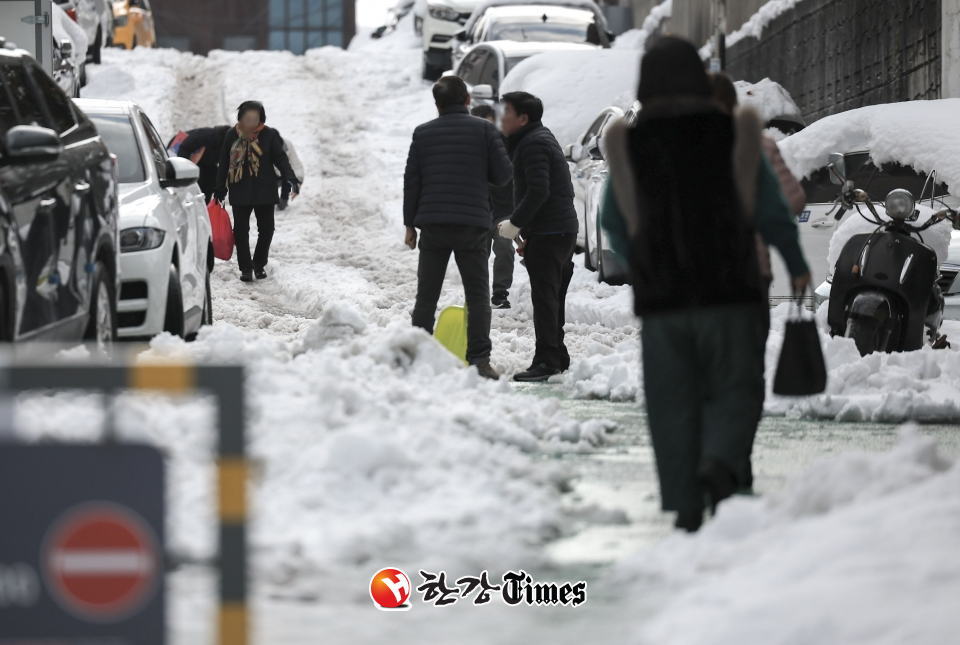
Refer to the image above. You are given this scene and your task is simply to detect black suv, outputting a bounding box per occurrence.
[0,43,119,348]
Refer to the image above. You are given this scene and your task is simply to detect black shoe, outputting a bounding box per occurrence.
[254,267,267,280]
[240,270,253,282]
[474,360,500,380]
[675,509,703,533]
[513,363,560,382]
[699,460,738,515]
[492,299,511,310]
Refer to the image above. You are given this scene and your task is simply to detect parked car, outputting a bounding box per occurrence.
[110,0,156,50]
[55,0,112,64]
[450,40,597,106]
[797,150,960,318]
[564,102,637,284]
[454,0,612,64]
[74,99,213,340]
[0,46,120,347]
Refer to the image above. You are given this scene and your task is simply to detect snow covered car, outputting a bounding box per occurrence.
[564,102,637,284]
[452,0,613,65]
[74,99,213,340]
[450,40,598,106]
[55,0,111,64]
[421,0,480,79]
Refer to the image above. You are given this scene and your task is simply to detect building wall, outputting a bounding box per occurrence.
[726,0,941,123]
[153,0,355,54]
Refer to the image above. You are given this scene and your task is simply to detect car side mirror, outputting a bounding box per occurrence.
[472,84,495,101]
[60,39,73,59]
[586,135,603,160]
[455,29,467,41]
[828,152,845,185]
[4,125,62,161]
[161,157,200,188]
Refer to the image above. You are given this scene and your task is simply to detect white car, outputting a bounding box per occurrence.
[795,150,960,317]
[74,99,214,340]
[450,40,598,106]
[422,0,481,79]
[55,0,111,64]
[564,102,637,284]
[453,0,612,65]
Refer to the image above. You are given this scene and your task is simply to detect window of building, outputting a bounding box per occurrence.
[270,0,344,54]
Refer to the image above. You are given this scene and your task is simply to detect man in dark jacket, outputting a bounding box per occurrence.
[177,125,230,202]
[471,104,515,309]
[404,76,513,379]
[214,101,299,282]
[497,92,579,382]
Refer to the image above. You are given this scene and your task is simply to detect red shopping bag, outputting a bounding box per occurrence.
[208,199,235,261]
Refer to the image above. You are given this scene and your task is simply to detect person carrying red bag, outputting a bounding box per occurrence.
[214,101,299,283]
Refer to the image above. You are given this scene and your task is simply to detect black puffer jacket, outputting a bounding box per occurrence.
[179,125,230,166]
[506,121,578,236]
[216,125,296,206]
[404,105,513,229]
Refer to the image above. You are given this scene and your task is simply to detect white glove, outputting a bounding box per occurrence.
[498,220,520,240]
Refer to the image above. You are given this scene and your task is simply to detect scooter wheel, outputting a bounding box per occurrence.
[845,315,880,356]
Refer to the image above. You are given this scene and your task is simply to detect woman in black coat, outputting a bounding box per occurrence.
[215,101,299,282]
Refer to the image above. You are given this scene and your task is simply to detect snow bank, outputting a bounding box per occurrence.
[604,427,960,644]
[612,0,671,52]
[778,99,960,189]
[499,49,640,146]
[735,78,800,122]
[564,305,960,422]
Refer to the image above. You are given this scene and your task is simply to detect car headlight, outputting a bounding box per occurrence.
[428,4,460,21]
[120,227,165,252]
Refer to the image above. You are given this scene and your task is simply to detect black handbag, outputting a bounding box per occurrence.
[772,290,827,396]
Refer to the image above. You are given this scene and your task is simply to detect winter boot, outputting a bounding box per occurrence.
[699,460,738,515]
[513,363,560,382]
[254,267,267,280]
[674,509,703,532]
[240,269,254,283]
[474,360,500,380]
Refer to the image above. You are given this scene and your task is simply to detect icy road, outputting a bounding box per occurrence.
[12,22,957,644]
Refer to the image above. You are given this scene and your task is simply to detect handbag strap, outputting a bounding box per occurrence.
[791,283,815,320]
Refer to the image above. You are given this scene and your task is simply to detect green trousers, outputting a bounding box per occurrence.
[641,303,768,513]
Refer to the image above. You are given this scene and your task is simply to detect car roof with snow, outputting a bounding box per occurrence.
[73,98,140,114]
[463,0,607,35]
[481,39,599,57]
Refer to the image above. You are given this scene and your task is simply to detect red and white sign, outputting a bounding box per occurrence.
[370,568,411,610]
[42,502,160,622]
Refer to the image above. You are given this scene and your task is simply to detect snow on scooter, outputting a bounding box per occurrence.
[824,154,960,356]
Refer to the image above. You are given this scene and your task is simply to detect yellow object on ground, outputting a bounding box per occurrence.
[110,0,157,49]
[434,305,468,364]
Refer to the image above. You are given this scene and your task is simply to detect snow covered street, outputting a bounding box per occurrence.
[16,17,953,643]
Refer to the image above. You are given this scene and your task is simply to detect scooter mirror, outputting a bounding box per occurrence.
[828,152,845,185]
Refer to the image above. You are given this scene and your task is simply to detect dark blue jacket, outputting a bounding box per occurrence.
[404,105,513,229]
[506,121,578,236]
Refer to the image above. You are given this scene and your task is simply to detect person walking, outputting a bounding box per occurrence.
[599,37,811,532]
[177,125,230,202]
[497,92,579,382]
[214,101,299,283]
[404,76,513,379]
[470,104,515,309]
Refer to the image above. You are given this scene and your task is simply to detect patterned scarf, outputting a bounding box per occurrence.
[228,123,264,184]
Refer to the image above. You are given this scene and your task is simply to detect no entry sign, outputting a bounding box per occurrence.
[43,503,161,622]
[0,444,164,644]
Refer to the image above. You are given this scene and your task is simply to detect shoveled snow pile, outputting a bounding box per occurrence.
[778,99,960,188]
[612,0,671,52]
[735,78,801,122]
[603,427,960,644]
[726,0,802,48]
[500,49,640,146]
[564,306,960,422]
[13,317,612,601]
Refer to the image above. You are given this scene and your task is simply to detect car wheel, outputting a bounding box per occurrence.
[83,261,116,353]
[90,28,102,65]
[132,35,138,49]
[163,263,185,337]
[595,211,609,283]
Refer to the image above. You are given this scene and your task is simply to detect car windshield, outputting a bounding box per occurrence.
[89,113,146,184]
[489,11,598,44]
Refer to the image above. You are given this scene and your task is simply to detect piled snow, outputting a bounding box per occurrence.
[564,305,960,422]
[727,0,801,48]
[777,99,960,188]
[734,78,800,122]
[499,49,640,146]
[604,427,960,644]
[611,0,671,52]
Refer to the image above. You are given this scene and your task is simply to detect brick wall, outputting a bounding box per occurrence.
[726,0,941,123]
